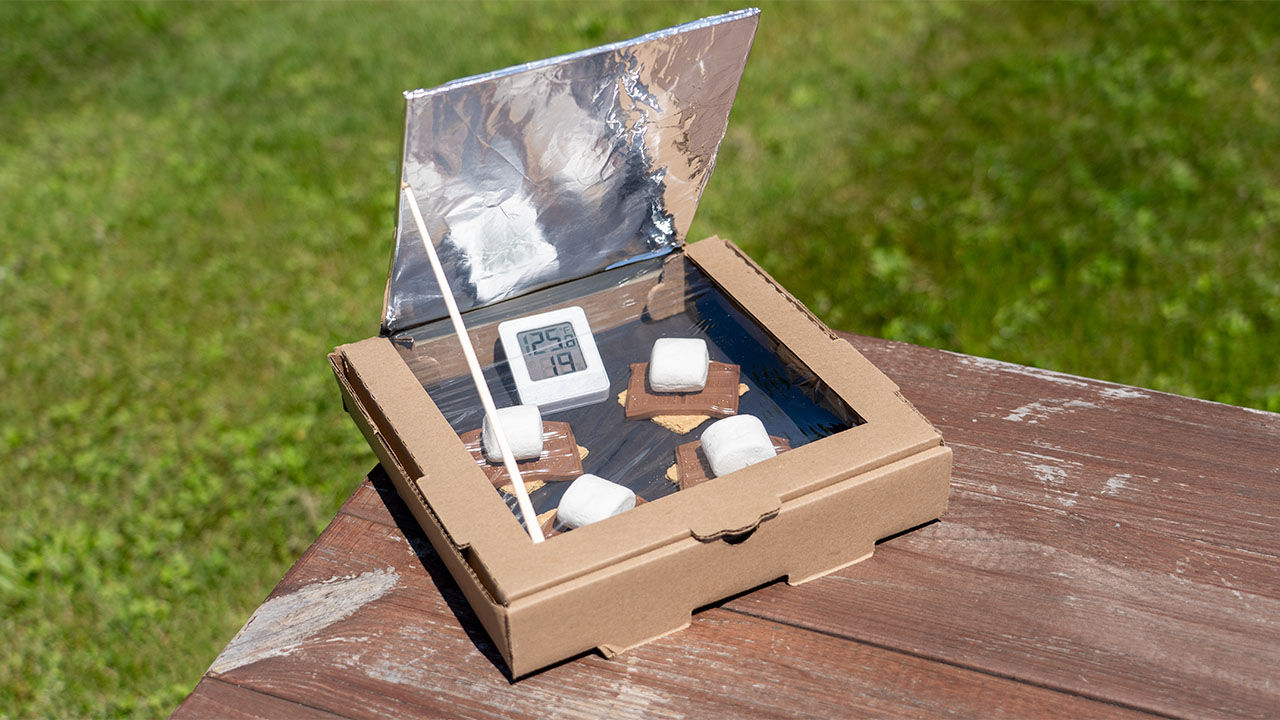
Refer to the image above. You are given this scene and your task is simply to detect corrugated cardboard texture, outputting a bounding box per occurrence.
[332,236,951,676]
[329,353,511,649]
[502,446,950,676]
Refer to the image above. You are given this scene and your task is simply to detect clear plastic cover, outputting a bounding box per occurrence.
[390,253,863,537]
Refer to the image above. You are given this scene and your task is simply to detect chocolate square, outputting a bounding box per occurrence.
[459,421,583,487]
[624,361,741,420]
[674,436,792,490]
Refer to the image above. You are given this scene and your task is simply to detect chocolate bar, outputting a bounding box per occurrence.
[674,436,791,490]
[624,361,740,420]
[459,421,583,487]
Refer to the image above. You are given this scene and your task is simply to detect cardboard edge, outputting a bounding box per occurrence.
[596,620,693,660]
[688,508,779,543]
[336,338,537,588]
[329,352,518,668]
[686,235,950,451]
[502,443,953,677]
[688,235,840,342]
[683,235,945,480]
[786,549,875,586]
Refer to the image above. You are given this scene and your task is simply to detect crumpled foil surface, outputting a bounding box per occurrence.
[382,9,759,334]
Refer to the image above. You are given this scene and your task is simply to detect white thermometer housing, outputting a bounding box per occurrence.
[497,306,610,414]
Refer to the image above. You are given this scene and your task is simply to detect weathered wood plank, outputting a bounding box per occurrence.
[341,463,1280,718]
[171,677,348,719]
[852,335,1280,556]
[714,335,1280,719]
[726,486,1280,719]
[207,512,1147,720]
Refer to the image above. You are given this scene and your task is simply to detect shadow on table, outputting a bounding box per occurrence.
[366,465,516,678]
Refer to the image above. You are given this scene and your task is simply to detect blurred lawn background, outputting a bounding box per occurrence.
[1,1,1277,715]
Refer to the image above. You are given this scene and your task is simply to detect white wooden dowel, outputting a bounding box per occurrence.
[400,182,545,543]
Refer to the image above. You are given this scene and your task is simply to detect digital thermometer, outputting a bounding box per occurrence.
[497,306,610,414]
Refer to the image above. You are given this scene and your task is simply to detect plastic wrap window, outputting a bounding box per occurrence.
[389,254,864,527]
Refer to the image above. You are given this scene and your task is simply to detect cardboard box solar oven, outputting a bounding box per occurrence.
[331,9,951,677]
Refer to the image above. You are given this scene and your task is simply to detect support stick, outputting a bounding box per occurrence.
[400,182,545,543]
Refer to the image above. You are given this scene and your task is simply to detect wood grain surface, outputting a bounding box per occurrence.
[173,334,1280,719]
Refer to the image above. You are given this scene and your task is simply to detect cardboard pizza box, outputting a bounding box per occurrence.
[331,9,951,677]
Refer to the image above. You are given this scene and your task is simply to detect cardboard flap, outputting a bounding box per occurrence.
[382,9,760,333]
[685,488,780,541]
[336,338,533,560]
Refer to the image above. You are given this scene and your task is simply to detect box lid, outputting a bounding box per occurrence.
[382,9,759,334]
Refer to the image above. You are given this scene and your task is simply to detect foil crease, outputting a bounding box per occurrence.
[382,9,759,334]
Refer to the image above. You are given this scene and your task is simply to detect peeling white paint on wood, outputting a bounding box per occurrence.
[1004,399,1099,423]
[945,354,1271,427]
[1099,387,1149,400]
[210,568,399,674]
[1028,464,1068,486]
[1104,474,1132,496]
[1004,401,1050,423]
[1015,451,1083,468]
[1012,451,1083,507]
[952,354,1090,388]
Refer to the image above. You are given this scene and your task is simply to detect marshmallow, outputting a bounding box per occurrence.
[648,338,709,392]
[556,474,636,528]
[700,414,776,477]
[482,405,543,463]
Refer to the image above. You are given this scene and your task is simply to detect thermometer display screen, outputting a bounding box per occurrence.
[516,322,587,380]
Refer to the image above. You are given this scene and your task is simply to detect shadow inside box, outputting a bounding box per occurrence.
[366,465,514,678]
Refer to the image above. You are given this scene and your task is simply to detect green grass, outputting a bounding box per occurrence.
[1,1,1277,715]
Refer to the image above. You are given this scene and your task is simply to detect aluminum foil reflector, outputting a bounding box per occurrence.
[382,9,760,334]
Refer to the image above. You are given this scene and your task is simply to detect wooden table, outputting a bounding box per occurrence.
[174,334,1280,719]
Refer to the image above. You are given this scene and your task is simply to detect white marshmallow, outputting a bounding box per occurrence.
[701,414,776,477]
[556,474,636,528]
[482,405,544,463]
[648,338,709,392]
